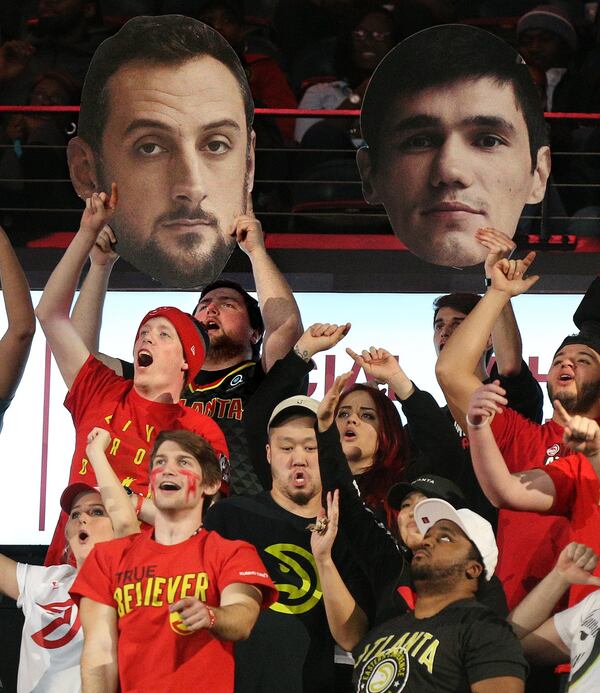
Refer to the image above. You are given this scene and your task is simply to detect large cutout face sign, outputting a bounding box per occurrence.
[357,25,552,268]
[68,15,255,288]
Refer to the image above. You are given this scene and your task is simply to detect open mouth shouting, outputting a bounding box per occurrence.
[292,468,307,488]
[203,320,220,333]
[343,427,358,441]
[78,530,89,544]
[158,480,182,493]
[557,371,575,386]
[137,349,154,368]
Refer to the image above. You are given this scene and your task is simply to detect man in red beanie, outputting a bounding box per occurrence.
[36,187,229,565]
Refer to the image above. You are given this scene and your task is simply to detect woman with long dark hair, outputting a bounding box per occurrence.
[335,382,408,526]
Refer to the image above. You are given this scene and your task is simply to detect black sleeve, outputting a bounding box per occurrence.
[243,349,314,490]
[331,537,375,621]
[317,424,409,594]
[573,274,600,329]
[491,359,543,424]
[203,500,230,536]
[463,611,528,685]
[120,359,134,381]
[475,575,508,619]
[402,384,499,532]
[400,384,466,484]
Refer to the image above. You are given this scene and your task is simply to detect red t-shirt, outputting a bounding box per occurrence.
[45,356,229,566]
[545,452,600,607]
[245,52,297,141]
[70,530,278,693]
[490,407,572,608]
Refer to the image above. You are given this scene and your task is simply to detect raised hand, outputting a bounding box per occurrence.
[80,184,118,239]
[475,227,516,278]
[233,193,265,256]
[467,381,508,427]
[489,251,539,298]
[85,427,112,458]
[89,225,119,267]
[555,542,600,587]
[310,490,340,562]
[346,346,401,385]
[318,371,353,432]
[295,323,351,361]
[0,41,34,82]
[554,399,600,456]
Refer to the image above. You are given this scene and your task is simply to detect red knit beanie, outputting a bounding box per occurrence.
[136,307,209,385]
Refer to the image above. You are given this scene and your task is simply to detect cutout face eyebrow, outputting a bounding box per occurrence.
[390,113,517,137]
[124,117,242,138]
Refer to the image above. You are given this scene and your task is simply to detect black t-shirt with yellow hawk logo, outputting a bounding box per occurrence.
[204,491,371,693]
[352,598,527,693]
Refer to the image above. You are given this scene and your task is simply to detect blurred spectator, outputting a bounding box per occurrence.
[290,5,398,221]
[557,5,600,220]
[0,3,25,42]
[405,0,459,22]
[518,4,600,221]
[273,0,355,68]
[294,5,397,147]
[517,3,579,111]
[0,70,81,242]
[198,0,297,142]
[0,0,110,106]
[101,0,156,15]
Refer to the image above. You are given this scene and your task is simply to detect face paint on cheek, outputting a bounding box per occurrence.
[149,466,162,495]
[179,468,202,502]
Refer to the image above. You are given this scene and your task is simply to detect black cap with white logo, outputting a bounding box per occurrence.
[387,474,465,510]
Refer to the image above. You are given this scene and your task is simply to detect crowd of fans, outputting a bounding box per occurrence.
[1,1,600,692]
[1,0,600,239]
[0,189,599,691]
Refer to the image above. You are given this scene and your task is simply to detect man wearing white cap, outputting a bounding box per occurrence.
[203,390,370,693]
[353,498,527,692]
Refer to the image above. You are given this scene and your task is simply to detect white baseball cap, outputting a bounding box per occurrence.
[267,395,320,432]
[414,498,498,580]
